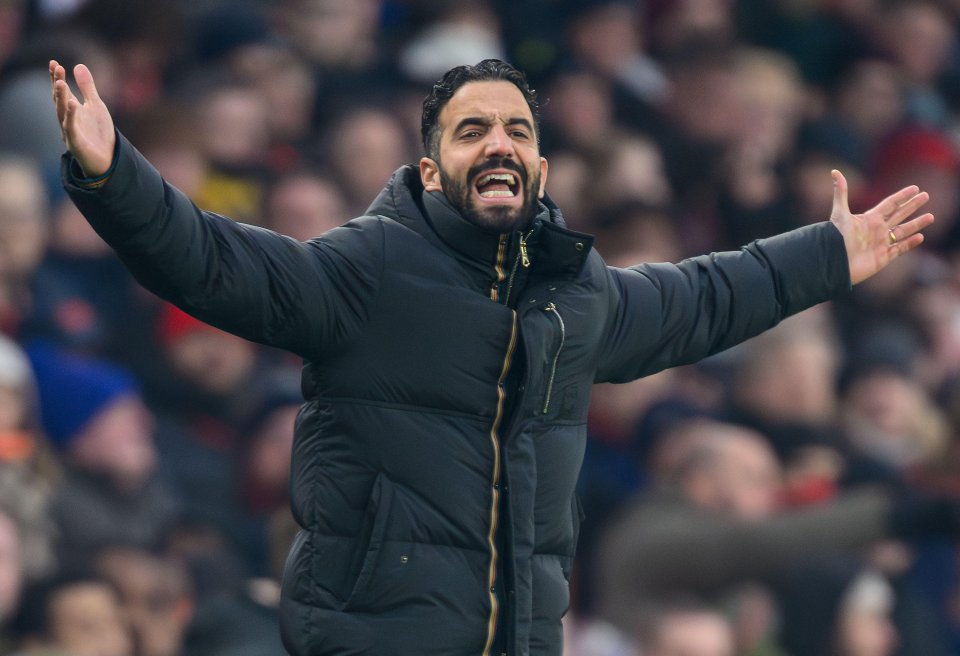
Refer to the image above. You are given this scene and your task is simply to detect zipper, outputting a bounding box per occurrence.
[490,234,509,302]
[504,229,533,306]
[542,302,565,415]
[482,311,519,656]
[519,230,532,268]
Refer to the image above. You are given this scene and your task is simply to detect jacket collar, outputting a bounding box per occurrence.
[421,190,533,265]
[366,165,594,280]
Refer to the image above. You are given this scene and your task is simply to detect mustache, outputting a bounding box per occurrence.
[468,158,527,186]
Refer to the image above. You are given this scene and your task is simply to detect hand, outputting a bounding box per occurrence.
[49,60,116,177]
[830,169,934,285]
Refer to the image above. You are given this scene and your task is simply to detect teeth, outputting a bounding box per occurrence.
[480,190,514,198]
[478,173,516,186]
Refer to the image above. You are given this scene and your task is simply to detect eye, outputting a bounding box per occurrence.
[460,130,482,140]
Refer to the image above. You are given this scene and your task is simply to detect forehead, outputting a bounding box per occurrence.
[438,80,533,130]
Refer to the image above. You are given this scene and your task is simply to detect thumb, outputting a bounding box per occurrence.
[73,63,101,104]
[831,169,849,220]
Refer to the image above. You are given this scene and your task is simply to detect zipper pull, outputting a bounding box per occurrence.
[541,302,565,415]
[519,232,531,268]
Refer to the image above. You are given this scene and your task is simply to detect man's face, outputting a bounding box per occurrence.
[648,611,735,656]
[50,582,132,656]
[420,80,548,232]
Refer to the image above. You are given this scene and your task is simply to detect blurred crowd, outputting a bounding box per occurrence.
[0,0,958,655]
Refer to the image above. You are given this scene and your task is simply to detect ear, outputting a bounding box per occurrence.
[537,156,549,199]
[420,157,442,192]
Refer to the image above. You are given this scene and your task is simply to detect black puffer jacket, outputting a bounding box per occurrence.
[64,136,850,656]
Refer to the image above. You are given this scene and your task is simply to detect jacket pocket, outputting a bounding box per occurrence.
[344,472,394,609]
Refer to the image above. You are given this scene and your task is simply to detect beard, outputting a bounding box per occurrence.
[439,157,541,232]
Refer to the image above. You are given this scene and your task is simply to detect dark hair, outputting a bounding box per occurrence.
[421,59,540,159]
[11,570,115,640]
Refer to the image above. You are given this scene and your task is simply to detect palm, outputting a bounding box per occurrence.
[829,170,934,285]
[49,61,116,177]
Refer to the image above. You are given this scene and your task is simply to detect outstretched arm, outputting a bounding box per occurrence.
[830,169,934,285]
[50,60,116,178]
[48,61,381,360]
[595,172,935,382]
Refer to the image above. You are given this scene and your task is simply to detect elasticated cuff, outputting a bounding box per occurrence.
[67,135,120,190]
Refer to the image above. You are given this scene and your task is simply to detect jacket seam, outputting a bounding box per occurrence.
[304,529,491,556]
[535,418,587,427]
[312,395,493,421]
[372,216,388,330]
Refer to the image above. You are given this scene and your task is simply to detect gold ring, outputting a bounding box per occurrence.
[888,229,898,246]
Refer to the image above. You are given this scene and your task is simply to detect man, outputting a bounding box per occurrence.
[591,419,897,640]
[640,599,736,656]
[49,58,933,656]
[11,571,133,656]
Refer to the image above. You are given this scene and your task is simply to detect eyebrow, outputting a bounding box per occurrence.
[452,116,535,134]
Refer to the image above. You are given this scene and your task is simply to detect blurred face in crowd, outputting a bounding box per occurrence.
[544,71,613,149]
[98,548,193,656]
[265,174,347,241]
[50,197,112,257]
[880,2,953,84]
[836,59,904,142]
[667,57,741,145]
[0,510,22,622]
[590,136,672,209]
[246,404,298,501]
[569,2,643,76]
[68,396,157,492]
[199,86,269,168]
[280,0,381,66]
[47,581,132,656]
[734,331,839,425]
[835,572,898,656]
[233,44,317,143]
[0,0,26,69]
[646,609,736,656]
[840,369,946,467]
[420,81,548,232]
[165,329,255,396]
[330,109,410,210]
[682,424,782,520]
[0,159,48,280]
[733,50,803,162]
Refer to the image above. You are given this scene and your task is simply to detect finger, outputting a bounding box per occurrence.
[49,60,64,83]
[831,169,849,217]
[73,64,101,104]
[890,212,935,243]
[53,79,76,126]
[53,79,68,126]
[62,96,86,148]
[50,61,65,105]
[63,96,79,130]
[886,191,929,227]
[890,232,924,258]
[871,184,920,219]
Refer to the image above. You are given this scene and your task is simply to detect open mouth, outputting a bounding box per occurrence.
[475,171,520,199]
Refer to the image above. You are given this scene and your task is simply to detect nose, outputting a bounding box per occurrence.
[483,124,514,158]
